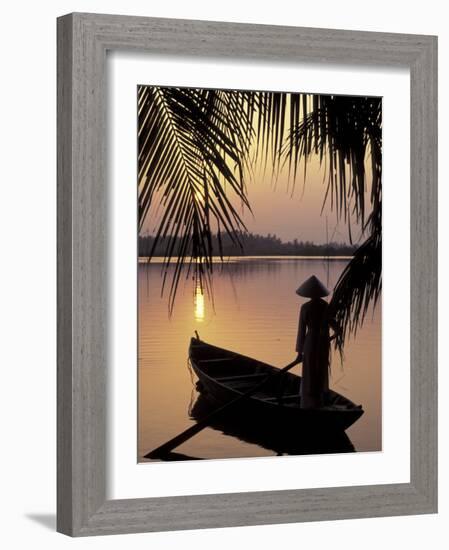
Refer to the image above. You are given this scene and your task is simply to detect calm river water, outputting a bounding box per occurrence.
[138,257,381,461]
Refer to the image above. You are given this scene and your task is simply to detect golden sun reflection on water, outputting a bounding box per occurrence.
[194,285,205,322]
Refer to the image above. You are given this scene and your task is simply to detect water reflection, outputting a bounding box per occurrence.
[140,256,348,283]
[189,391,355,456]
[194,284,205,322]
[138,257,381,461]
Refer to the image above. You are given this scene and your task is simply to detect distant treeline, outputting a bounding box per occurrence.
[138,232,357,257]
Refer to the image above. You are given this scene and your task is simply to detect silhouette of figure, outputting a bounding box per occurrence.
[295,275,337,409]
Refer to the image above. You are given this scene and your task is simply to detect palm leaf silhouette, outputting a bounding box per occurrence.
[283,95,382,352]
[138,86,382,346]
[138,86,255,310]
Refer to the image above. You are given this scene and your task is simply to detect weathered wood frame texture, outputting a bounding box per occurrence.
[57,12,438,536]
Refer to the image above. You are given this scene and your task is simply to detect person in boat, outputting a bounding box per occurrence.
[295,275,339,409]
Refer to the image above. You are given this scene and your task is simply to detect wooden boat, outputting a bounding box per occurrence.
[189,337,364,433]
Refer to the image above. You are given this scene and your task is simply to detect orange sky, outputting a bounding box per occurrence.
[140,152,371,244]
[233,155,364,244]
[139,91,373,245]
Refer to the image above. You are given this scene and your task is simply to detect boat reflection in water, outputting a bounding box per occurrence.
[144,338,362,461]
[189,390,355,457]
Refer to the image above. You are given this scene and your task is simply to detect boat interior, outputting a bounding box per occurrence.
[190,340,358,410]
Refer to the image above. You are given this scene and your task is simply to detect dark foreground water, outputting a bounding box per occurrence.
[138,257,381,461]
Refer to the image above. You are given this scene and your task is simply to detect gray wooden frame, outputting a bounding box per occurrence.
[57,12,438,537]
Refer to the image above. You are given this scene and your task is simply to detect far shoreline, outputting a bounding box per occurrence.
[138,255,354,263]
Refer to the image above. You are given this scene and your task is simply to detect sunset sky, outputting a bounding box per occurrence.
[139,88,374,245]
[140,151,370,244]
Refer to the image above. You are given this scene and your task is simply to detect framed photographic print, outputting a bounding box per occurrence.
[137,84,381,463]
[57,13,437,536]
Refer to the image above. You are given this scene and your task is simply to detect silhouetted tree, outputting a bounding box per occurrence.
[138,87,381,350]
[139,233,357,257]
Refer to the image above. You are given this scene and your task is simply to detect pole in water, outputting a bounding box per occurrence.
[144,358,300,459]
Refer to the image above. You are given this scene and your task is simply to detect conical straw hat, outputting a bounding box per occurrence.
[296,275,330,298]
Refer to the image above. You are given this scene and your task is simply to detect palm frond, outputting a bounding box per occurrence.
[281,95,382,345]
[284,95,382,230]
[138,86,383,345]
[329,229,382,355]
[138,86,254,311]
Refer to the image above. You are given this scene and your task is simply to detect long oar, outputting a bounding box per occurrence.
[144,358,301,459]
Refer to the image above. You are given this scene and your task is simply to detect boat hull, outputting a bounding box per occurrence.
[189,338,363,433]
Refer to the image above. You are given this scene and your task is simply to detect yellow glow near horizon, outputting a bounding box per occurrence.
[194,285,205,322]
[139,90,374,245]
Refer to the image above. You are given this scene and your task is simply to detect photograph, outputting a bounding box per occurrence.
[137,85,382,462]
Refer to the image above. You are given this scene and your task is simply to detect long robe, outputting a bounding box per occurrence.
[296,298,333,409]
